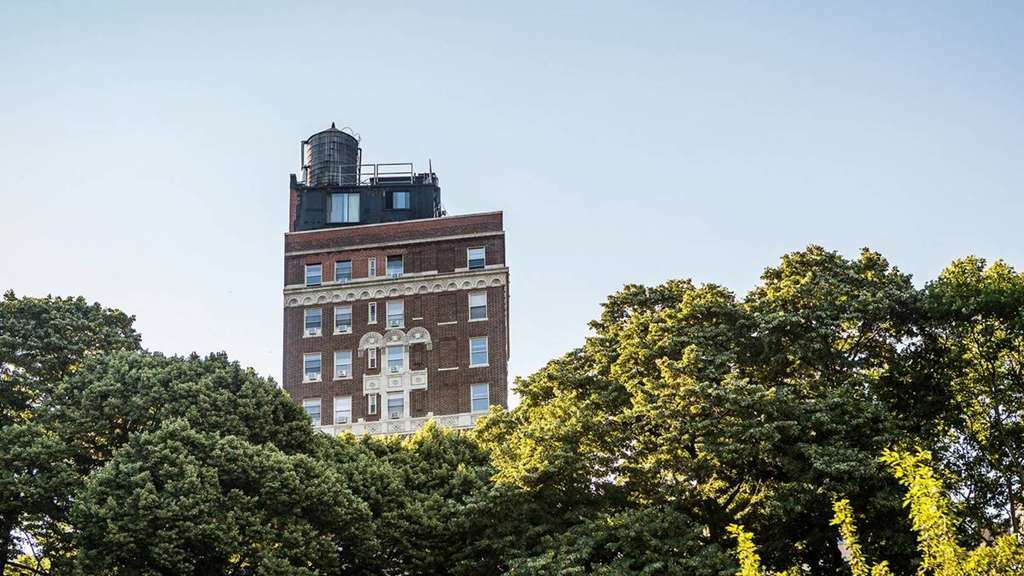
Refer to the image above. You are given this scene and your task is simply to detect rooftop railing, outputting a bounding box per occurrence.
[302,162,439,187]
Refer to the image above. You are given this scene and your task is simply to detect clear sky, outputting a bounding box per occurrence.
[2,1,1022,393]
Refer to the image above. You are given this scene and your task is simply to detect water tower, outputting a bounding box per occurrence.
[301,123,361,186]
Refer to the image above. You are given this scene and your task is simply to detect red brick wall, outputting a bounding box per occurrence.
[285,211,503,253]
[284,234,505,285]
[282,213,509,426]
[283,283,508,424]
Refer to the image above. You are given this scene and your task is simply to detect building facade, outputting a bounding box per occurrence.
[282,125,509,436]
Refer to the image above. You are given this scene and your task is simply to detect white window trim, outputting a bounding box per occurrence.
[467,246,486,269]
[386,300,405,329]
[367,394,378,415]
[333,350,353,380]
[303,353,322,382]
[469,337,489,368]
[386,254,404,278]
[368,302,378,324]
[333,395,352,424]
[386,344,406,374]
[335,260,353,283]
[329,192,360,224]
[305,263,323,286]
[334,305,353,334]
[368,347,378,369]
[468,291,488,322]
[386,392,406,420]
[470,383,490,413]
[302,398,322,425]
[368,257,377,278]
[303,308,323,337]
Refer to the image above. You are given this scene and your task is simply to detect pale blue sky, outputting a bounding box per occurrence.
[2,2,1022,391]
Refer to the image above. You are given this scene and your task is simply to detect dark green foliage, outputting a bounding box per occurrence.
[478,246,925,574]
[4,246,1024,575]
[920,257,1024,540]
[73,420,371,575]
[48,350,314,473]
[0,291,141,574]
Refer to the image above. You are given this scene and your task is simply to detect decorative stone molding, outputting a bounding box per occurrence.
[317,411,488,437]
[362,368,428,396]
[284,269,508,308]
[357,328,433,354]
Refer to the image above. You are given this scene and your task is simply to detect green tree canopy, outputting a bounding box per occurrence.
[478,246,923,574]
[0,291,140,574]
[922,257,1024,539]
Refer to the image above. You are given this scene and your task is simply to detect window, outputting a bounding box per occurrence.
[388,191,410,210]
[386,255,404,277]
[334,305,353,333]
[302,398,321,425]
[469,291,487,321]
[470,337,488,367]
[368,347,378,369]
[329,193,360,223]
[303,353,322,382]
[386,300,404,328]
[387,393,404,420]
[368,302,378,324]
[387,345,404,373]
[333,395,352,424]
[335,260,352,283]
[368,394,378,415]
[334,350,352,379]
[467,247,486,270]
[471,383,490,412]
[305,263,322,286]
[304,308,322,336]
[368,257,377,277]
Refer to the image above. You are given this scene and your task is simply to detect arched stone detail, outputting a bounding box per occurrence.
[406,327,433,349]
[359,332,384,352]
[383,329,406,344]
[284,270,508,306]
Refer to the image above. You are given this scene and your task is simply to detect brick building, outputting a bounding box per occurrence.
[282,125,509,435]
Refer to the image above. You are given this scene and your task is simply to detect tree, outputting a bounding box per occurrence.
[34,350,316,572]
[315,422,502,576]
[0,291,140,574]
[922,257,1024,538]
[732,450,1024,576]
[478,246,922,574]
[72,419,374,575]
[0,291,140,424]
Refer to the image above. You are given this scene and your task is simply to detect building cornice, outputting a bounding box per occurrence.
[285,211,504,236]
[284,231,504,257]
[284,267,508,307]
